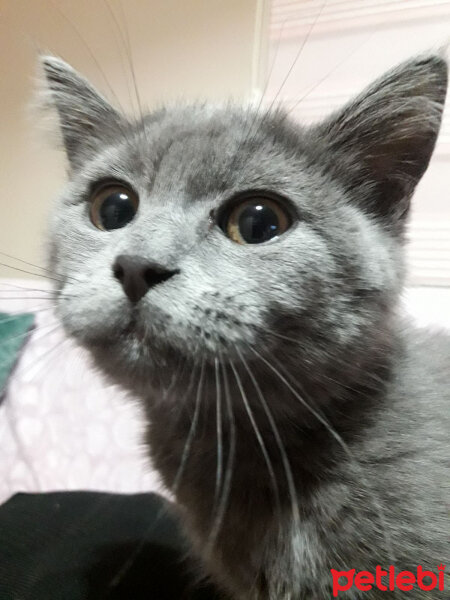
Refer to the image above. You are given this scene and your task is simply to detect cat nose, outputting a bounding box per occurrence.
[112,254,179,303]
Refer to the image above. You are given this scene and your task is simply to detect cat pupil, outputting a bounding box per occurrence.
[99,193,136,230]
[238,204,279,243]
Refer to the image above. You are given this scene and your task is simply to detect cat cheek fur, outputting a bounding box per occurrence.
[40,52,449,600]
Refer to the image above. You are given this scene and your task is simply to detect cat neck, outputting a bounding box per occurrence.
[146,324,399,504]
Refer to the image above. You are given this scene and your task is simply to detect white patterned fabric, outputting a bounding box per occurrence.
[0,279,163,504]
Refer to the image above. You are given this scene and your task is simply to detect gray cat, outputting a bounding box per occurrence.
[40,51,449,599]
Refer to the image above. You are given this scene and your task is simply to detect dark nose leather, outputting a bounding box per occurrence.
[112,254,179,303]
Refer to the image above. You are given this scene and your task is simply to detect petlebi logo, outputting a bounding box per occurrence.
[330,565,446,597]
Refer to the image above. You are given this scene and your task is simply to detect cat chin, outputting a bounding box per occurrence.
[59,302,258,371]
[63,310,256,386]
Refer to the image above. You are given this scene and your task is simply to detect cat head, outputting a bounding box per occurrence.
[40,53,447,399]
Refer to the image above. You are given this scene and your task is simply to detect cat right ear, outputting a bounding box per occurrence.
[311,53,447,229]
[39,55,126,170]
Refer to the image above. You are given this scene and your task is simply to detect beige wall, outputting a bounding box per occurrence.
[0,0,267,277]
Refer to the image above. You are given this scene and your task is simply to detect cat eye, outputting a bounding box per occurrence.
[219,195,291,244]
[90,184,139,231]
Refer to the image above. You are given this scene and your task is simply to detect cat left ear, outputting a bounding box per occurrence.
[313,54,448,227]
[39,55,126,170]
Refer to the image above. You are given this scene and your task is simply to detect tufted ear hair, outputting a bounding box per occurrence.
[313,53,448,229]
[39,55,127,170]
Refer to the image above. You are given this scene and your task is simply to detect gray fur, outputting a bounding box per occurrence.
[41,53,449,599]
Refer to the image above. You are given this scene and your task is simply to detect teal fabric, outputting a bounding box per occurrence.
[0,312,34,394]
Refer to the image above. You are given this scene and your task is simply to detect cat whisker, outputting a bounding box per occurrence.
[230,357,282,522]
[0,319,60,351]
[265,0,328,117]
[0,251,81,284]
[237,345,300,534]
[116,0,146,130]
[172,357,205,495]
[213,357,224,513]
[251,346,398,579]
[153,343,200,418]
[232,0,328,169]
[263,327,390,393]
[205,352,236,556]
[106,357,202,594]
[102,0,146,135]
[223,16,287,181]
[0,324,63,380]
[285,26,379,119]
[0,306,55,326]
[0,296,59,301]
[101,0,136,114]
[0,281,55,294]
[160,352,187,402]
[0,262,67,284]
[26,335,70,383]
[229,0,327,177]
[108,357,205,589]
[46,0,127,118]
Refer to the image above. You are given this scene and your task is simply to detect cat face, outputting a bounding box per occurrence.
[41,55,447,393]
